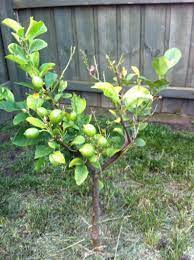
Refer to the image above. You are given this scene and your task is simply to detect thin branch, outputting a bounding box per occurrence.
[60,46,76,80]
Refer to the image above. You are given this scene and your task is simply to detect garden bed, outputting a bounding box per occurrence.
[0,119,193,259]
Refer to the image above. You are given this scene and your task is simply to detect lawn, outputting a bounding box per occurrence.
[0,120,193,259]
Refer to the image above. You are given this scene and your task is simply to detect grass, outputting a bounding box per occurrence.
[0,120,193,259]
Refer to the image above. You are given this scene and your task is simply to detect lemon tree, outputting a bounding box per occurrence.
[0,17,181,251]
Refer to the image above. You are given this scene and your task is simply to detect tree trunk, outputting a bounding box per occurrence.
[91,170,101,251]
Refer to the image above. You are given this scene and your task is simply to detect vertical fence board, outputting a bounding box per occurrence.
[186,6,194,88]
[75,7,95,81]
[0,30,8,83]
[120,6,141,70]
[143,5,166,79]
[53,7,76,80]
[168,4,193,86]
[97,6,117,80]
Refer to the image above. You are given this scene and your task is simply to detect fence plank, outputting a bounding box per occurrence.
[168,4,193,86]
[119,6,141,70]
[13,0,194,9]
[143,5,166,79]
[97,6,117,80]
[53,7,76,80]
[0,30,8,84]
[0,0,21,99]
[75,7,95,81]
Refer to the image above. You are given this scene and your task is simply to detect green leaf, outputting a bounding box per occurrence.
[39,63,55,77]
[123,85,153,110]
[126,73,136,81]
[164,48,182,69]
[71,94,86,114]
[0,101,26,112]
[69,158,83,168]
[0,86,14,102]
[48,141,59,149]
[131,66,140,76]
[152,56,169,77]
[15,82,34,90]
[35,145,53,159]
[2,18,23,33]
[8,43,26,59]
[98,180,104,190]
[30,52,39,68]
[25,17,47,40]
[30,39,48,52]
[74,165,88,185]
[49,151,65,166]
[34,157,45,172]
[92,82,121,105]
[6,54,27,65]
[45,72,58,88]
[72,135,85,145]
[12,127,39,147]
[13,112,28,125]
[26,117,46,129]
[27,94,44,111]
[135,138,146,147]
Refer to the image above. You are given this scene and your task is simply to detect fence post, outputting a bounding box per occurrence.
[0,0,21,99]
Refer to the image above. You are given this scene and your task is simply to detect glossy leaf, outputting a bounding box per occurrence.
[2,18,23,33]
[26,117,46,129]
[39,63,55,77]
[92,82,121,105]
[74,165,88,185]
[72,135,85,145]
[25,17,47,40]
[12,127,39,147]
[0,101,26,112]
[30,39,48,52]
[27,94,44,111]
[152,56,169,77]
[123,85,153,110]
[49,151,65,166]
[0,86,14,102]
[71,94,86,114]
[35,145,53,159]
[45,72,58,88]
[13,112,28,125]
[69,158,83,168]
[164,48,182,69]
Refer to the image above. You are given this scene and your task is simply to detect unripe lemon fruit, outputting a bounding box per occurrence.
[79,143,95,158]
[69,112,77,121]
[37,107,48,117]
[32,76,43,90]
[97,135,108,147]
[49,109,63,124]
[24,128,39,139]
[83,124,96,137]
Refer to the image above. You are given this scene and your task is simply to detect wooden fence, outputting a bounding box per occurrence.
[0,0,194,123]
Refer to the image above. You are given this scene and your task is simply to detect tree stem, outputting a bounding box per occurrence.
[91,170,101,251]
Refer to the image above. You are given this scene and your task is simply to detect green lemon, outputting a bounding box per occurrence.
[83,124,96,137]
[79,143,95,158]
[69,112,77,121]
[32,76,44,90]
[24,128,39,139]
[49,109,63,124]
[37,107,48,117]
[97,135,108,147]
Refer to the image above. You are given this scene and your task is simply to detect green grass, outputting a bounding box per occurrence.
[0,121,193,259]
